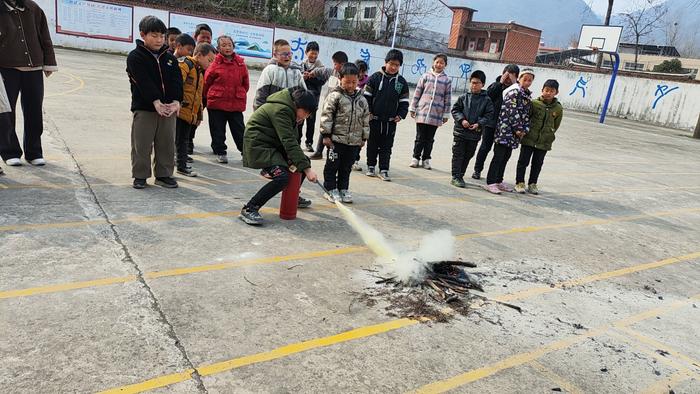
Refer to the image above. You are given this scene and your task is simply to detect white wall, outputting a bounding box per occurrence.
[34,0,700,130]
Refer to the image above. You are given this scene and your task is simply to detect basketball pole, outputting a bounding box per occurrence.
[599,51,620,124]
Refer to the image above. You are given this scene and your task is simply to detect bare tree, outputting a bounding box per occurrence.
[619,0,668,67]
[377,0,445,46]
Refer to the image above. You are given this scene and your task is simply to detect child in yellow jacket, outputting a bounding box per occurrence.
[176,43,216,177]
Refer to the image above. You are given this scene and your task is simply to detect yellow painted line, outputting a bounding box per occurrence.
[99,318,423,393]
[2,207,700,300]
[495,251,700,303]
[606,330,700,394]
[615,327,700,369]
[409,294,700,394]
[99,370,195,394]
[640,370,698,394]
[529,360,584,394]
[0,276,137,300]
[45,71,85,98]
[0,197,459,232]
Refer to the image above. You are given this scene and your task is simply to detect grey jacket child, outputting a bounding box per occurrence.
[320,86,370,146]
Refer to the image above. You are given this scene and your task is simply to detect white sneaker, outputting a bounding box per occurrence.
[324,189,340,203]
[5,158,22,166]
[352,161,362,171]
[340,190,353,203]
[378,171,391,181]
[29,158,46,166]
[409,158,419,168]
[217,155,228,164]
[422,159,431,170]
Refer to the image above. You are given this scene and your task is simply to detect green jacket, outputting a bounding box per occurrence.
[242,89,311,172]
[521,97,563,151]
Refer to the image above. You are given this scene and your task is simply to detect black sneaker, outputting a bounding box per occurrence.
[451,177,466,188]
[132,178,146,189]
[305,143,314,152]
[298,196,312,208]
[239,206,263,225]
[155,177,178,188]
[177,167,197,177]
[309,153,323,160]
[471,171,481,180]
[186,156,194,163]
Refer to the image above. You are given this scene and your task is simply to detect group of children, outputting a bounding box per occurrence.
[126,15,564,226]
[410,59,564,195]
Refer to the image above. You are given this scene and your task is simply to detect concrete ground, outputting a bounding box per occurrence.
[1,48,699,393]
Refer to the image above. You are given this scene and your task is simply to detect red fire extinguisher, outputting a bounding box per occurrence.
[279,167,302,220]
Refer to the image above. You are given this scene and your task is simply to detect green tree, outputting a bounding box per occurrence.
[652,58,684,73]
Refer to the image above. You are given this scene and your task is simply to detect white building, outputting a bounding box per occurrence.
[324,0,385,39]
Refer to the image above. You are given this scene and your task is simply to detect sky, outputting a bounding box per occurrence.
[587,0,667,16]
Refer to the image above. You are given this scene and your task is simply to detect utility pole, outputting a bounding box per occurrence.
[391,0,402,48]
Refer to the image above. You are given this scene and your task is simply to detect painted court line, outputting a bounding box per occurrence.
[100,286,700,393]
[2,207,700,300]
[409,294,700,394]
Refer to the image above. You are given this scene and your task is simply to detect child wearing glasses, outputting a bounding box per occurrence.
[253,39,307,110]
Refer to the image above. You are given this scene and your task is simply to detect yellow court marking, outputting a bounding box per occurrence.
[615,326,700,369]
[641,370,698,394]
[529,360,584,394]
[2,207,700,300]
[98,318,424,394]
[0,196,461,232]
[44,71,85,98]
[409,294,700,394]
[101,293,700,394]
[494,251,700,303]
[0,276,137,300]
[606,331,698,374]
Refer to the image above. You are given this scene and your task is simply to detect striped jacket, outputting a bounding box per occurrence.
[410,70,452,126]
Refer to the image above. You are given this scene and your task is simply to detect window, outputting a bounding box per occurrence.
[624,62,644,71]
[476,38,485,51]
[328,6,338,18]
[498,39,505,52]
[602,60,613,68]
[344,6,357,19]
[364,6,376,19]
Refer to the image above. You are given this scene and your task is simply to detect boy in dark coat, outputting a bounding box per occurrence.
[472,64,520,180]
[126,16,183,189]
[240,88,319,226]
[363,49,410,181]
[450,70,494,188]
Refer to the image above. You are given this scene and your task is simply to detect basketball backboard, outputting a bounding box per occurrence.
[578,25,623,53]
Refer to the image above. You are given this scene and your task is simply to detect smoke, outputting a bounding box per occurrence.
[332,200,456,285]
[390,229,456,284]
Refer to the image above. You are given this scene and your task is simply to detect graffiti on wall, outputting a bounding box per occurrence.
[411,58,427,75]
[360,48,371,69]
[652,84,679,109]
[290,37,308,62]
[569,76,591,98]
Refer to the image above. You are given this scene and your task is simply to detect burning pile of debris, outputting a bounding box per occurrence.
[359,259,522,322]
[377,260,483,303]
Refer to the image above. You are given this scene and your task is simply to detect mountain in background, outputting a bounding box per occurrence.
[425,0,602,48]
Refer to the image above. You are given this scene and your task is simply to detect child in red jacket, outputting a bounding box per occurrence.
[203,35,250,164]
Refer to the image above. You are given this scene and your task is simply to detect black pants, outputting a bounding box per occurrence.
[413,123,438,160]
[366,120,396,171]
[175,118,193,169]
[187,124,197,154]
[486,143,513,185]
[323,143,359,191]
[473,126,495,173]
[246,165,305,209]
[298,110,317,145]
[0,68,44,161]
[451,136,479,179]
[208,109,244,155]
[516,145,547,185]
